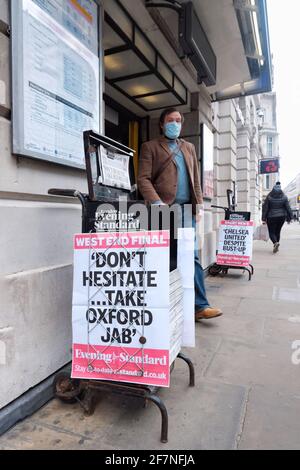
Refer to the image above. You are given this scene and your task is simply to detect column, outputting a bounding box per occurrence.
[214,99,237,227]
[236,97,251,212]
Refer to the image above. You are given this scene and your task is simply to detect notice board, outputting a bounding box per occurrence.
[11,0,101,169]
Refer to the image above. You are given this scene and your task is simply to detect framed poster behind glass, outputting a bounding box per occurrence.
[11,0,101,169]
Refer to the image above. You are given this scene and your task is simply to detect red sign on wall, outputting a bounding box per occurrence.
[259,159,279,174]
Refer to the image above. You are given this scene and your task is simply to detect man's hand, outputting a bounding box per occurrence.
[151,200,166,206]
[262,221,267,225]
[195,213,201,224]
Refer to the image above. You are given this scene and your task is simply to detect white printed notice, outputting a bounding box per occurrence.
[99,146,131,190]
[72,231,172,387]
[217,220,254,267]
[177,228,195,348]
[17,0,100,167]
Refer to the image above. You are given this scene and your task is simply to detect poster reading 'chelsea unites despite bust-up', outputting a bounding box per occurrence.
[217,220,254,267]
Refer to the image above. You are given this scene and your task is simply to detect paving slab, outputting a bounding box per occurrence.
[266,270,300,280]
[237,298,300,319]
[263,316,300,345]
[98,380,247,450]
[195,313,265,346]
[238,385,300,450]
[204,338,300,395]
[0,420,91,450]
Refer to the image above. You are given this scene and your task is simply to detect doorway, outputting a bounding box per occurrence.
[104,95,142,180]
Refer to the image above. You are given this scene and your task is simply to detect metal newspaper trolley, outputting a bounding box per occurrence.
[48,131,195,443]
[209,188,254,281]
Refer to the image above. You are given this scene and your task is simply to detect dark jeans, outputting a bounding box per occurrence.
[267,216,286,244]
[180,206,210,311]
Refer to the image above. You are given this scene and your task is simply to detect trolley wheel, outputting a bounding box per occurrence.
[220,268,229,276]
[53,372,81,403]
[208,264,223,276]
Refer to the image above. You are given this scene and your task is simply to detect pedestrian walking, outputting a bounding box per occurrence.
[138,107,222,321]
[262,181,293,253]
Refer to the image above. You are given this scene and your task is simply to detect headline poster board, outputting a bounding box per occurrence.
[11,0,100,169]
[217,220,254,267]
[71,231,172,387]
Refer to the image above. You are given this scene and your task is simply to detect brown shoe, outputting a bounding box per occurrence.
[195,307,223,321]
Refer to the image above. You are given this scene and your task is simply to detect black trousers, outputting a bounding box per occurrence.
[267,216,286,244]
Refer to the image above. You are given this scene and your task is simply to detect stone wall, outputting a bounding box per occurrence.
[0,0,87,409]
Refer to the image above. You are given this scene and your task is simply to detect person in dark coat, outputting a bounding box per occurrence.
[262,182,293,253]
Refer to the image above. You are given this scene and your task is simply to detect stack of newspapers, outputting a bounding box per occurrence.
[169,269,184,364]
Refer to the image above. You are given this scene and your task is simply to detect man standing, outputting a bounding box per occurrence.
[138,107,222,321]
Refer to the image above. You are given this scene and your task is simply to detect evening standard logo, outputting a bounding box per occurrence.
[291,340,300,365]
[75,348,168,366]
[95,209,140,231]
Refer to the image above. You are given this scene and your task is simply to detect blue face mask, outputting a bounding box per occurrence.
[163,121,182,140]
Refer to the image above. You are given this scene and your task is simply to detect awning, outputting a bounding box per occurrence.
[144,0,272,101]
[103,0,188,112]
[211,0,272,101]
[103,0,272,111]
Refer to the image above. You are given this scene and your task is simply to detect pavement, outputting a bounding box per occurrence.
[1,223,300,450]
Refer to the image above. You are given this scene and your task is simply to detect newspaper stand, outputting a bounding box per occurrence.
[49,131,195,443]
[209,189,254,281]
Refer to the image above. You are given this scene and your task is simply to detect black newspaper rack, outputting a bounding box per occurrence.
[48,130,195,443]
[209,189,254,281]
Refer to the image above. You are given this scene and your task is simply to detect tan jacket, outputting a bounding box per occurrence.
[138,136,203,213]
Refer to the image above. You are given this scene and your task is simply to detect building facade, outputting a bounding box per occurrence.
[284,174,300,218]
[259,92,280,200]
[0,0,272,418]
